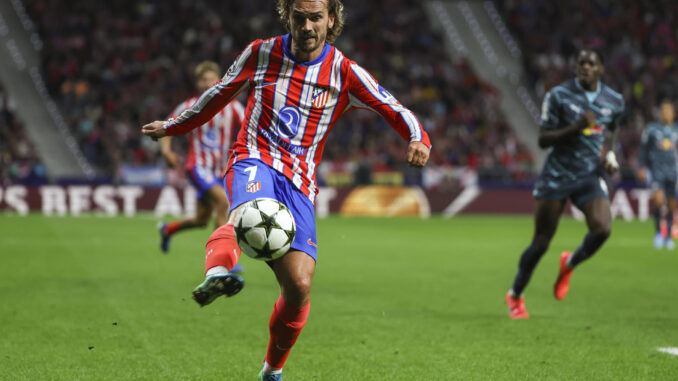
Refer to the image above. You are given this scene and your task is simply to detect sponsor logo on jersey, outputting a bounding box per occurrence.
[201,129,220,148]
[246,181,261,193]
[276,105,301,140]
[259,105,308,155]
[377,85,400,105]
[307,238,318,247]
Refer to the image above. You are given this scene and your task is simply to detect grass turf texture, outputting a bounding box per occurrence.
[1,214,677,380]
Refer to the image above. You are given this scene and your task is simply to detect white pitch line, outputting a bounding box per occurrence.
[657,347,678,356]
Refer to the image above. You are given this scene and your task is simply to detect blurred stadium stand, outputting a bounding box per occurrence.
[1,0,532,188]
[2,0,676,189]
[0,0,94,181]
[0,82,46,185]
[495,0,678,183]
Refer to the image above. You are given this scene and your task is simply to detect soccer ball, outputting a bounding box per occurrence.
[233,198,296,261]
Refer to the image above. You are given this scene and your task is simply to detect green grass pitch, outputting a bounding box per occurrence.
[1,214,677,380]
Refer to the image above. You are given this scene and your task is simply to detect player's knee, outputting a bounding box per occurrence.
[282,276,313,305]
[591,225,611,242]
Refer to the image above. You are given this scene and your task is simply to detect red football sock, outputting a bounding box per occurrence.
[165,221,181,236]
[204,223,240,274]
[265,294,310,369]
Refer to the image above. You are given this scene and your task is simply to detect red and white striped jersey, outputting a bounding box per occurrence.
[164,34,431,203]
[169,97,244,176]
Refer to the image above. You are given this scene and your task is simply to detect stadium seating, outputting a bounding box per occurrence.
[496,0,678,173]
[24,0,534,185]
[0,83,46,185]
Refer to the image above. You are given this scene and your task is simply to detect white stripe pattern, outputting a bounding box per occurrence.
[304,51,345,201]
[168,44,253,129]
[270,53,296,172]
[245,39,277,160]
[349,63,422,142]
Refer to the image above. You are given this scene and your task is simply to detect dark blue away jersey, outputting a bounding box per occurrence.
[538,79,625,181]
[640,121,678,181]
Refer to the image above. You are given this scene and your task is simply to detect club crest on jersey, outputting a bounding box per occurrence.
[582,125,603,136]
[246,181,261,193]
[312,86,329,108]
[661,138,674,151]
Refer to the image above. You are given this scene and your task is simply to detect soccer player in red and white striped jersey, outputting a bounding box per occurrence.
[157,61,245,254]
[142,1,430,379]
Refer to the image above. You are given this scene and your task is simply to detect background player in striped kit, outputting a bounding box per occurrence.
[157,61,245,254]
[141,1,430,379]
[638,99,678,249]
[505,49,625,319]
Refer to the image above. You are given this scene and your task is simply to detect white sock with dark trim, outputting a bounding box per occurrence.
[262,361,283,375]
[205,266,229,277]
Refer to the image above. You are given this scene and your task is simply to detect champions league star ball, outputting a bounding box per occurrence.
[234,198,296,261]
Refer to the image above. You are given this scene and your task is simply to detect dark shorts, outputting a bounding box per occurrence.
[650,178,677,198]
[533,174,609,209]
[187,165,221,200]
[224,158,318,261]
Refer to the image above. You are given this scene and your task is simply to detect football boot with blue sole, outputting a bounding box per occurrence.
[192,273,244,307]
[258,370,282,381]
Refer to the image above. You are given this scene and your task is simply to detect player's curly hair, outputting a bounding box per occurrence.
[276,0,345,44]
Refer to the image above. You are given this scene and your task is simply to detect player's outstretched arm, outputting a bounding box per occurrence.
[346,62,432,157]
[163,41,257,137]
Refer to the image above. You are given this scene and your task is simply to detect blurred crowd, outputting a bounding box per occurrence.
[497,0,678,174]
[23,0,534,186]
[0,83,46,185]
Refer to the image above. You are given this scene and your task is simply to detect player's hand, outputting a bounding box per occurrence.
[162,150,179,169]
[141,121,167,140]
[407,141,430,168]
[604,151,619,175]
[577,110,596,130]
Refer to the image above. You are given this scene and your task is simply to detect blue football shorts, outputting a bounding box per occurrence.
[224,158,318,261]
[187,165,222,200]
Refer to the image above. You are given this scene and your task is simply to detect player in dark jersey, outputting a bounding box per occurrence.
[638,99,678,249]
[505,49,625,319]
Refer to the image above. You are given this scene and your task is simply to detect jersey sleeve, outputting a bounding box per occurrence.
[346,62,431,148]
[169,100,190,119]
[164,41,259,136]
[539,89,560,129]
